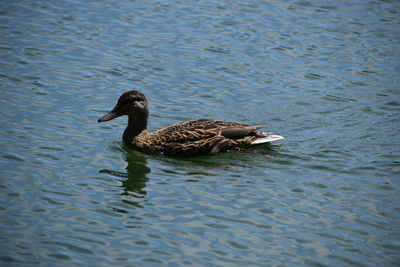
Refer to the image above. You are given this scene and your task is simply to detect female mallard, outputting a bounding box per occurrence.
[98,90,284,156]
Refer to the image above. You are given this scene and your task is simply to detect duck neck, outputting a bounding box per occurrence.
[123,110,148,144]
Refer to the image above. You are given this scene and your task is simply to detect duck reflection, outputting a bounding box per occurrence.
[100,142,280,208]
[100,148,150,207]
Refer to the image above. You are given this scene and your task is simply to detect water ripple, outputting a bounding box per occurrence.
[1,0,399,266]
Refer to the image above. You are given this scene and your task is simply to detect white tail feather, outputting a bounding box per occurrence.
[251,133,285,145]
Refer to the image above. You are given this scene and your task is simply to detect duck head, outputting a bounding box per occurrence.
[98,90,148,123]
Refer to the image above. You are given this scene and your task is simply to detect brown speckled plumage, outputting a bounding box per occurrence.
[98,90,284,156]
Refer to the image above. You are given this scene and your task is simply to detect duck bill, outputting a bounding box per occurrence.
[98,111,120,122]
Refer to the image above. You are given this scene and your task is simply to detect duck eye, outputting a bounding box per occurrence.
[119,97,133,105]
[131,97,143,102]
[118,95,144,106]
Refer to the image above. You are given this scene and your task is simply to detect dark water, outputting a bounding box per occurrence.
[1,0,399,266]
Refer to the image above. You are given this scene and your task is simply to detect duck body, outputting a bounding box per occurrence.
[99,90,284,156]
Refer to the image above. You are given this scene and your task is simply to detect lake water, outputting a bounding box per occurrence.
[1,0,399,266]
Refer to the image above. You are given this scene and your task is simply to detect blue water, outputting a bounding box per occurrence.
[1,0,399,266]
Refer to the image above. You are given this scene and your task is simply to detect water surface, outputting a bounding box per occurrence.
[1,0,399,266]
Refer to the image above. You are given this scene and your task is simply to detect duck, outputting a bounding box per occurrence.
[98,90,284,156]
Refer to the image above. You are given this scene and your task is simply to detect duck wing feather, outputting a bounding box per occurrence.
[152,119,264,142]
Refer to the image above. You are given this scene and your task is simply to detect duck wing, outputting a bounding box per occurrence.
[150,119,276,145]
[152,119,262,141]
